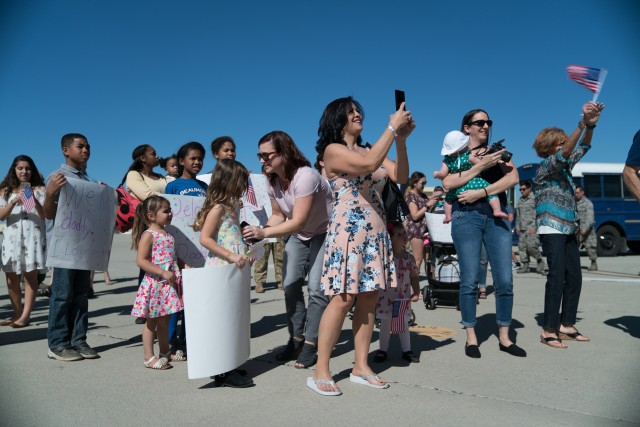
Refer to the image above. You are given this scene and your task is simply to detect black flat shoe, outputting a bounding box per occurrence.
[499,343,527,357]
[275,338,303,361]
[373,350,387,363]
[402,351,420,363]
[465,343,481,359]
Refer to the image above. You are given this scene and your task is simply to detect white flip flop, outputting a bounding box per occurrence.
[307,376,342,396]
[349,373,390,389]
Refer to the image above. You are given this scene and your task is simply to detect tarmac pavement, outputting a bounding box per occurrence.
[1,233,639,426]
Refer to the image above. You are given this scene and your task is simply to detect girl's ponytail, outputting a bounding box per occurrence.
[131,201,149,249]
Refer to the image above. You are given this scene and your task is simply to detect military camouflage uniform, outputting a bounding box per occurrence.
[516,193,545,273]
[576,196,597,262]
[252,237,284,291]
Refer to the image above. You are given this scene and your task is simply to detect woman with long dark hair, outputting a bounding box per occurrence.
[122,144,167,324]
[121,144,167,202]
[307,96,413,396]
[0,155,46,328]
[405,171,436,273]
[442,109,524,359]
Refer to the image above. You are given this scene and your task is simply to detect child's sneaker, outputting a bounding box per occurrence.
[48,348,83,361]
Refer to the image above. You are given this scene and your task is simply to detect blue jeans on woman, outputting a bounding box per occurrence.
[451,209,513,328]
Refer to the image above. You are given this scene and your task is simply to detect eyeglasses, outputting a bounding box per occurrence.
[519,187,529,191]
[418,180,427,185]
[257,151,279,162]
[469,120,493,128]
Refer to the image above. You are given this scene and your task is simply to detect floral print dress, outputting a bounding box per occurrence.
[321,166,396,295]
[405,191,428,240]
[0,189,46,274]
[131,230,184,318]
[204,206,247,267]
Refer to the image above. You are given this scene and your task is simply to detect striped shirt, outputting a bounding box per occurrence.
[532,142,590,235]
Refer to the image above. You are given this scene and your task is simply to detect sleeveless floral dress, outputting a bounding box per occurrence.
[321,166,396,295]
[131,230,183,318]
[204,206,247,267]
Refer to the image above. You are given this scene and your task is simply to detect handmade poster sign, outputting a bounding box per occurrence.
[182,263,251,379]
[46,178,116,271]
[239,174,271,226]
[163,194,207,268]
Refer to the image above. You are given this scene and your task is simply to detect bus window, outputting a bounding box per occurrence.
[583,175,602,198]
[603,175,622,198]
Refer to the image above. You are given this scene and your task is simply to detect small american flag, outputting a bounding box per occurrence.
[390,299,410,334]
[566,65,605,93]
[21,185,35,213]
[245,177,258,207]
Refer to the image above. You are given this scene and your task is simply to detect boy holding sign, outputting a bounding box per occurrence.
[43,133,101,362]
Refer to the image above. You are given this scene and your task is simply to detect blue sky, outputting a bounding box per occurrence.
[1,0,639,190]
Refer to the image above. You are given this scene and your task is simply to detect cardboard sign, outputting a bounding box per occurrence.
[46,178,116,270]
[162,194,208,268]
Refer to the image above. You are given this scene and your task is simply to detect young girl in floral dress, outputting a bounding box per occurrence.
[192,159,254,388]
[131,195,184,370]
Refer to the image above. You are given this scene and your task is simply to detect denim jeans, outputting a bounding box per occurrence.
[451,209,513,327]
[47,268,91,350]
[476,243,488,287]
[282,233,330,344]
[540,234,582,330]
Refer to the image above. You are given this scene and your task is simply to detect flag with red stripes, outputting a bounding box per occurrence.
[390,299,410,334]
[245,177,258,208]
[566,65,605,93]
[20,185,35,213]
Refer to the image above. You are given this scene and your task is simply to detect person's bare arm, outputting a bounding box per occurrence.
[457,161,519,205]
[442,150,503,190]
[623,164,640,201]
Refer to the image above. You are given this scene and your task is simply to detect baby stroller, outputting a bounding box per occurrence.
[422,213,462,310]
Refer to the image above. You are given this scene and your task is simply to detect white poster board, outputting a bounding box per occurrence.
[182,264,251,379]
[46,178,116,271]
[163,194,208,268]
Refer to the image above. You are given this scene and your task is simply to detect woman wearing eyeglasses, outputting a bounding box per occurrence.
[307,96,414,396]
[533,102,604,349]
[405,172,436,274]
[441,109,525,359]
[242,130,332,369]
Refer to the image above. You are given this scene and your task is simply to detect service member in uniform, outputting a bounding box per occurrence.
[516,180,547,274]
[575,185,598,271]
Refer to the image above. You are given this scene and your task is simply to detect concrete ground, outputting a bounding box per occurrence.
[1,233,639,426]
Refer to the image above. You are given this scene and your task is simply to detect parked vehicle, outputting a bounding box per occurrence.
[517,162,640,256]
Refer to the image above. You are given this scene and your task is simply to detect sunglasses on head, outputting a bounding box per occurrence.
[469,119,493,128]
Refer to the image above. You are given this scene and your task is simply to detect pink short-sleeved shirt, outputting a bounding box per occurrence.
[267,166,332,240]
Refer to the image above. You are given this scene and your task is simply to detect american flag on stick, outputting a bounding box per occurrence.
[244,177,258,208]
[21,185,35,213]
[390,299,410,334]
[566,65,608,102]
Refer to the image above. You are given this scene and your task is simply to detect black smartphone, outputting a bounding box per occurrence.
[240,221,258,244]
[395,90,405,111]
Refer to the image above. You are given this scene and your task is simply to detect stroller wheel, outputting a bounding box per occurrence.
[426,297,436,310]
